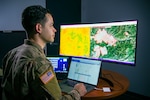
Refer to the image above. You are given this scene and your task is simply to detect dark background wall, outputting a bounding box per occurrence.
[81,0,150,97]
[0,0,45,31]
[0,31,26,66]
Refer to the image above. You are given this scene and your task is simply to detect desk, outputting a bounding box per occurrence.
[81,69,129,100]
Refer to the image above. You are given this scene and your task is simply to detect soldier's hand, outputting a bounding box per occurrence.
[73,83,87,96]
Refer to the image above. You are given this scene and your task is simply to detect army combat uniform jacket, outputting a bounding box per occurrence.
[1,39,80,100]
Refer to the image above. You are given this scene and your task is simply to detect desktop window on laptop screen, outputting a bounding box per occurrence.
[68,57,102,85]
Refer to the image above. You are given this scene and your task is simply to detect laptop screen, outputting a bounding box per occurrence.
[46,56,69,73]
[68,57,102,86]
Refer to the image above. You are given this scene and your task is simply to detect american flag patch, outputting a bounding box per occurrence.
[40,70,54,84]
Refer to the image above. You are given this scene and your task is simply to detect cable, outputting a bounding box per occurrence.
[94,87,103,91]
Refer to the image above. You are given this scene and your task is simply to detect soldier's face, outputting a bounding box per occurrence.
[40,13,57,43]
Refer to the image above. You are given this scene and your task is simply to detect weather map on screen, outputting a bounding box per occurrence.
[59,20,137,65]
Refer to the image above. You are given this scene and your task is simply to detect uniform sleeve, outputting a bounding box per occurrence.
[61,89,81,100]
[26,58,81,100]
[24,60,51,100]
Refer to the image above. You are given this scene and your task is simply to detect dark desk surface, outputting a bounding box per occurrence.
[81,69,129,100]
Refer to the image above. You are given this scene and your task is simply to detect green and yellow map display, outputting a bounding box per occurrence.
[59,21,137,64]
[60,27,91,57]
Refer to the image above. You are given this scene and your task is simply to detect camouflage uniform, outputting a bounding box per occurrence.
[1,39,80,100]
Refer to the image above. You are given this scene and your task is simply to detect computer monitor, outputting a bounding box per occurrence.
[59,20,138,65]
[46,56,69,73]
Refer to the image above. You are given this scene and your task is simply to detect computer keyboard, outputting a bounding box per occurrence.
[67,79,78,86]
[67,79,95,92]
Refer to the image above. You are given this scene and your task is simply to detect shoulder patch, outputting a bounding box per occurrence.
[40,70,54,84]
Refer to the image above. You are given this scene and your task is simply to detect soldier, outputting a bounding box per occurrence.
[1,5,87,100]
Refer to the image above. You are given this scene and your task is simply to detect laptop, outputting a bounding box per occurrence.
[46,56,69,80]
[59,57,102,93]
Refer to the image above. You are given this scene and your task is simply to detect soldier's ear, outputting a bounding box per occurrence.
[35,23,42,33]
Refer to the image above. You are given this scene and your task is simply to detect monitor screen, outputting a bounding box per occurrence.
[68,57,102,85]
[46,56,69,73]
[59,20,138,65]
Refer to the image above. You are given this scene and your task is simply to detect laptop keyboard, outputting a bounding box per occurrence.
[67,79,95,92]
[67,79,78,87]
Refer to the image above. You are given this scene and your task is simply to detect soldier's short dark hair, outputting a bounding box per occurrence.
[22,5,51,37]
